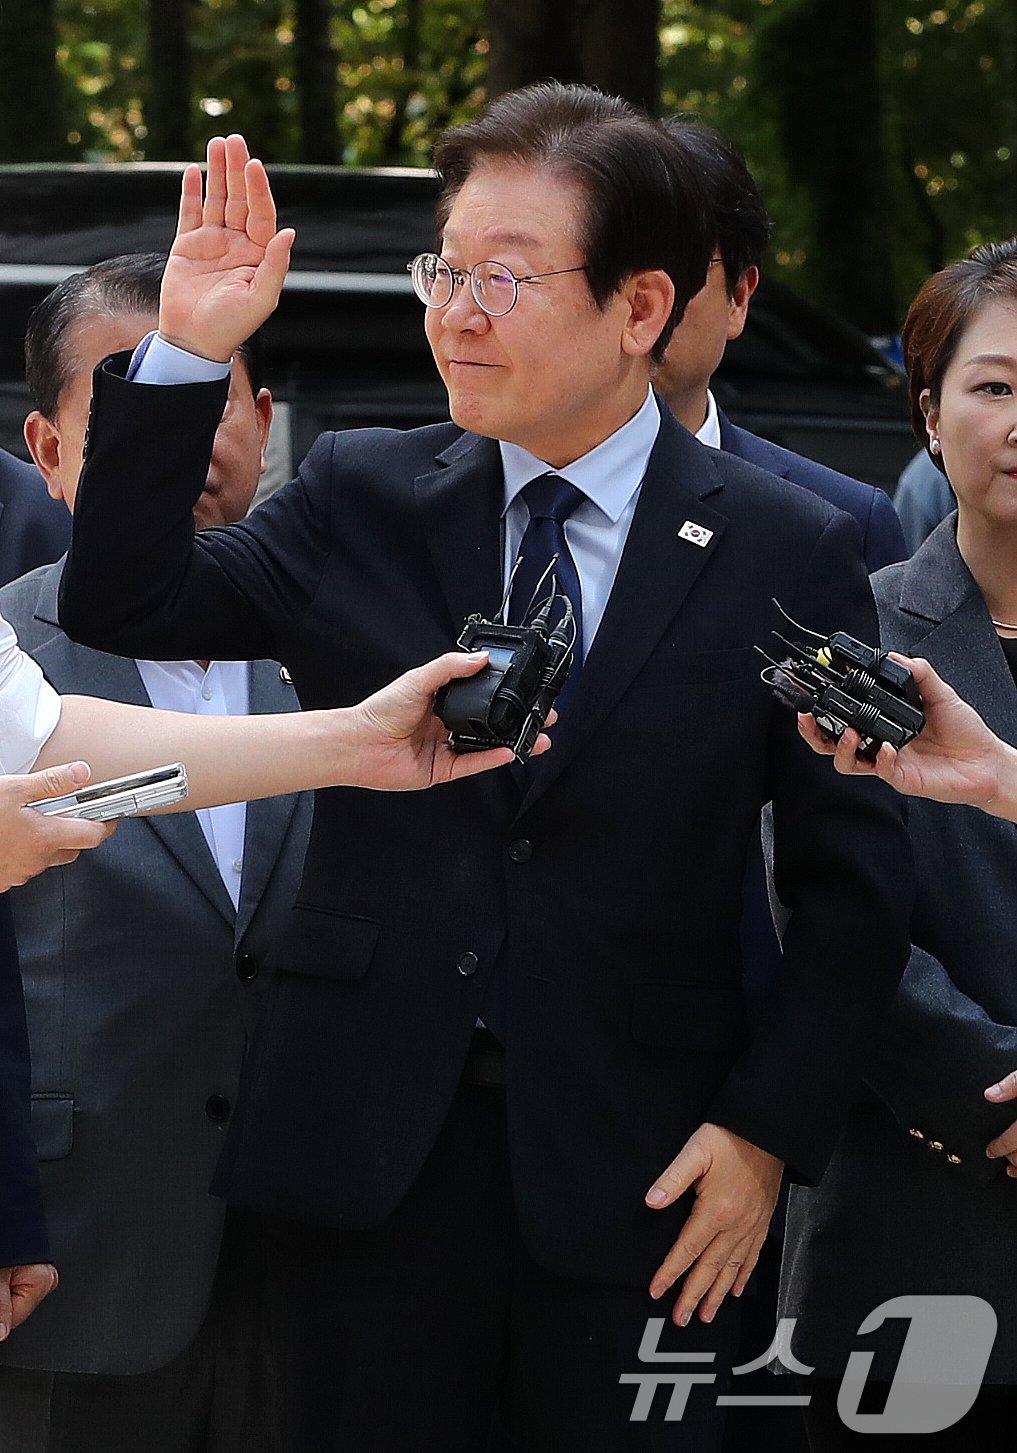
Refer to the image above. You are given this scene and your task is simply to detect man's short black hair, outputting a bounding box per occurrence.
[433,82,713,364]
[663,118,773,297]
[25,252,263,417]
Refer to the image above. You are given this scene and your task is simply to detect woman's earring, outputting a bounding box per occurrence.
[930,438,941,455]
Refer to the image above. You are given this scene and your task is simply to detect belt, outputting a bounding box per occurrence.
[463,1027,507,1088]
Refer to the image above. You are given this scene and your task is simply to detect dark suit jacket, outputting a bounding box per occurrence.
[717,412,907,1015]
[0,559,311,1374]
[781,518,1017,1383]
[0,457,70,1269]
[0,451,70,590]
[59,362,913,1288]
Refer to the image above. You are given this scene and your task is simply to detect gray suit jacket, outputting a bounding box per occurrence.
[780,516,1017,1383]
[0,560,312,1376]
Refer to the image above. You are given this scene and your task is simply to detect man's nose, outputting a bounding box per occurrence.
[440,278,490,332]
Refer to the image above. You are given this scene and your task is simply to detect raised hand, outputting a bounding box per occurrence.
[159,134,295,363]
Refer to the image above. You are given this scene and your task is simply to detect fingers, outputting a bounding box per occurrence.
[224,134,251,232]
[203,135,227,228]
[245,155,279,248]
[679,1229,763,1327]
[446,746,516,781]
[796,713,836,756]
[986,1120,1017,1160]
[0,1268,12,1341]
[253,228,296,309]
[645,1139,709,1212]
[177,163,204,235]
[8,1264,59,1332]
[985,1069,1017,1103]
[19,759,91,805]
[411,649,490,698]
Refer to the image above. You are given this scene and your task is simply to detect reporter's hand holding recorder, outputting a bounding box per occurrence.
[798,652,1017,820]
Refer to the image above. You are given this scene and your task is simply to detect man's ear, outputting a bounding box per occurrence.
[621,269,675,359]
[23,412,66,503]
[726,266,759,343]
[255,388,273,475]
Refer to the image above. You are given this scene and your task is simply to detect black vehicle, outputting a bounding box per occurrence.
[0,163,913,489]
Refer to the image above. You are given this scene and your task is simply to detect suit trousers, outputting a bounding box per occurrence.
[255,1078,741,1453]
[0,1213,276,1453]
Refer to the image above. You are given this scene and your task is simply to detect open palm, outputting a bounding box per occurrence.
[159,133,295,363]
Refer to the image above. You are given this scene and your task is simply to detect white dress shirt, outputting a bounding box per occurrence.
[0,608,62,775]
[136,658,250,910]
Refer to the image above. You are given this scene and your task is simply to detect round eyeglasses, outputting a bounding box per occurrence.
[407,253,588,318]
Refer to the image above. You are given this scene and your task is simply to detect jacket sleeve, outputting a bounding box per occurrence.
[58,356,332,666]
[707,510,914,1183]
[863,944,1017,1186]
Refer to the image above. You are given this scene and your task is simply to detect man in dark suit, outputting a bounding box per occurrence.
[58,88,913,1452]
[654,120,907,1450]
[0,452,69,589]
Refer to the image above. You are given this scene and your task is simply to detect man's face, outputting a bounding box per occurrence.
[654,261,758,428]
[424,162,664,467]
[26,311,272,527]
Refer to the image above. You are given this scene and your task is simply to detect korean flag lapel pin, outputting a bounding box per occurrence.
[678,520,714,548]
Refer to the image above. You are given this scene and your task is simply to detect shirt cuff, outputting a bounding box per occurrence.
[129,331,232,386]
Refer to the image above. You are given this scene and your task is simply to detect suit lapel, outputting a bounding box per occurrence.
[895,520,1017,745]
[234,661,302,944]
[414,432,506,633]
[33,564,235,926]
[516,408,729,815]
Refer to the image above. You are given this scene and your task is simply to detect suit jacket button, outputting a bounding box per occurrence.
[236,953,259,982]
[909,1128,925,1140]
[458,952,479,977]
[205,1094,231,1122]
[927,1140,943,1152]
[508,839,533,863]
[947,1154,962,1165]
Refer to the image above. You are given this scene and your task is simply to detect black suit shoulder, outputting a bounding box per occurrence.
[0,452,71,587]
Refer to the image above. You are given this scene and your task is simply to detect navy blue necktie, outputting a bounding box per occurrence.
[508,473,585,715]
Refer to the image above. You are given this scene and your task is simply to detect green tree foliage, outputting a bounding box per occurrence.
[6,0,1014,329]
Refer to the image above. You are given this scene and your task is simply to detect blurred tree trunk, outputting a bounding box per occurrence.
[0,0,68,160]
[758,0,895,332]
[147,0,193,159]
[383,0,422,162]
[487,0,659,114]
[294,0,341,164]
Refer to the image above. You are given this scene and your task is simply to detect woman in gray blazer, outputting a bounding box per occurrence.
[781,238,1017,1446]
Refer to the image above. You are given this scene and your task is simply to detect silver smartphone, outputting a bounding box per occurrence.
[31,763,189,821]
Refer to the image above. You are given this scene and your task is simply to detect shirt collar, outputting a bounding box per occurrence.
[498,387,660,525]
[695,389,721,451]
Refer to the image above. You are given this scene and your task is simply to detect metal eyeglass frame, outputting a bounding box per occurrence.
[407,253,588,318]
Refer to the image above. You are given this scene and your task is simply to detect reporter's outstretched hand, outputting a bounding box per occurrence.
[0,1263,58,1341]
[797,654,1017,815]
[159,133,295,363]
[340,651,552,792]
[0,762,115,890]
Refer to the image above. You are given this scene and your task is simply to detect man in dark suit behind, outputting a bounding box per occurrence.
[58,88,913,1452]
[654,120,907,1450]
[0,452,69,589]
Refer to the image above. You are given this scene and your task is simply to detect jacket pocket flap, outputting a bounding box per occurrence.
[31,1094,74,1160]
[630,982,748,1053]
[276,905,381,980]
